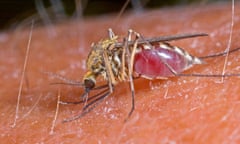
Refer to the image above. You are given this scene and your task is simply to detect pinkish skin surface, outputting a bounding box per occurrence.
[1,2,240,143]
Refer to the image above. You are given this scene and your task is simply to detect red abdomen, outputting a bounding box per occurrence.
[134,43,203,79]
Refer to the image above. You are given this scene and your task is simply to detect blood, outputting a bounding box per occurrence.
[134,43,201,79]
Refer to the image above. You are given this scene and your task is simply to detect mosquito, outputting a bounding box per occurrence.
[56,28,240,122]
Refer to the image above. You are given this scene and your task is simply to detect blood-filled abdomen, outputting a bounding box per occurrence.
[134,43,203,79]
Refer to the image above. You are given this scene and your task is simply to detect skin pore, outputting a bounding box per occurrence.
[1,2,240,143]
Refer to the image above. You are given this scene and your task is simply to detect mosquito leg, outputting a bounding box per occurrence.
[59,85,109,105]
[59,91,88,105]
[156,49,240,78]
[92,84,109,90]
[162,61,179,76]
[80,87,109,117]
[176,73,240,77]
[160,59,240,78]
[120,37,127,81]
[125,29,135,120]
[63,89,110,122]
[82,88,110,111]
[200,47,240,59]
[103,46,116,93]
[124,29,141,121]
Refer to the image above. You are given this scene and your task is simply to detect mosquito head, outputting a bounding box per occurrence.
[83,71,96,92]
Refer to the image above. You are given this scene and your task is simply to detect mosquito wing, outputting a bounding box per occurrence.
[115,33,208,47]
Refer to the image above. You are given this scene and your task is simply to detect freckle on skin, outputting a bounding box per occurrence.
[1,3,240,143]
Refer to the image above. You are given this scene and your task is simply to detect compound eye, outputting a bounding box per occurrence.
[84,79,95,90]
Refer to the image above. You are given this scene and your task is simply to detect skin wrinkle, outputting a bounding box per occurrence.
[1,2,240,143]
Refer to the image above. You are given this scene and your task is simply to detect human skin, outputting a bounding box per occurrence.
[1,2,240,143]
